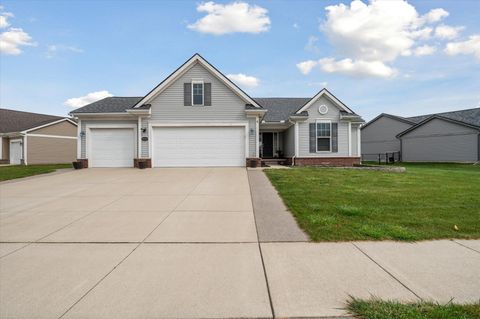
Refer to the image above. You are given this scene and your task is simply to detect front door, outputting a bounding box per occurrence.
[262,133,273,158]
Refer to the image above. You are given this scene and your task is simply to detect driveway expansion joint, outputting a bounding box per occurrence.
[453,239,480,254]
[351,243,422,301]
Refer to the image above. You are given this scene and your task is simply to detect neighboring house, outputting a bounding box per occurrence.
[361,113,417,161]
[70,54,364,168]
[361,108,480,163]
[0,109,77,165]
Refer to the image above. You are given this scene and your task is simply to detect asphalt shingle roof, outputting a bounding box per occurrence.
[406,108,480,128]
[0,108,64,133]
[71,97,143,114]
[254,98,311,122]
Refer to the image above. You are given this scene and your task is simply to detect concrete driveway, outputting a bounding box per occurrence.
[1,168,479,319]
[0,168,270,319]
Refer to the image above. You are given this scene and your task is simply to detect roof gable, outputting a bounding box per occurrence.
[361,113,416,130]
[133,53,261,109]
[295,88,353,114]
[0,108,66,133]
[397,114,480,138]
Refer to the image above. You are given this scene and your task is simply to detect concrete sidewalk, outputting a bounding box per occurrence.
[0,168,479,318]
[261,240,480,318]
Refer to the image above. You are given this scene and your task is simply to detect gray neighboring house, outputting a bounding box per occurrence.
[361,108,480,163]
[0,109,77,165]
[69,54,365,168]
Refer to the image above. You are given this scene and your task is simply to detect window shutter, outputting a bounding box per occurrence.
[309,123,316,153]
[184,83,192,106]
[332,123,338,152]
[204,83,211,106]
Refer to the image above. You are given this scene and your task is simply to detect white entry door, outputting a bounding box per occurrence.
[89,128,135,167]
[10,140,22,165]
[153,126,245,167]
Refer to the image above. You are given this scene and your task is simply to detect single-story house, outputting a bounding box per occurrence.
[70,54,364,168]
[0,108,77,165]
[361,108,480,162]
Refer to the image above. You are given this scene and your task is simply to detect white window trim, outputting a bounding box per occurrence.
[191,79,204,106]
[315,119,332,153]
[149,122,249,168]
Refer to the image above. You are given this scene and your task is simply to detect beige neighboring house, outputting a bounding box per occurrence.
[0,108,77,165]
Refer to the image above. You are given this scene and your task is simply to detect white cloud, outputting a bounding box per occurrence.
[0,7,35,55]
[296,60,318,75]
[46,44,84,58]
[293,23,299,29]
[421,8,449,23]
[188,1,270,35]
[434,24,464,40]
[298,0,453,78]
[318,58,398,78]
[414,45,437,56]
[305,35,320,53]
[0,7,13,29]
[227,73,259,87]
[65,91,113,108]
[0,27,35,55]
[444,35,480,61]
[297,58,397,78]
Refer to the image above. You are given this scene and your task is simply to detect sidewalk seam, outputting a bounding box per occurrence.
[452,240,480,254]
[247,168,276,319]
[351,243,423,301]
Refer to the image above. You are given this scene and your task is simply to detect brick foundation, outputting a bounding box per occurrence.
[246,157,261,168]
[134,158,152,168]
[76,159,88,168]
[293,157,360,167]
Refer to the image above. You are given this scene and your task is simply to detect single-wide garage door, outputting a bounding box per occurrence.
[153,126,245,167]
[90,128,135,167]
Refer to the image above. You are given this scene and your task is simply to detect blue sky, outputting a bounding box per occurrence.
[1,0,479,120]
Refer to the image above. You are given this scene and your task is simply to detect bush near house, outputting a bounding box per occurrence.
[265,163,480,241]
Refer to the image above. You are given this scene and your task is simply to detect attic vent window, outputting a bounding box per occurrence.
[319,104,328,115]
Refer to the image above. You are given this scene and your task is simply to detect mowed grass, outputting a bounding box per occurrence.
[347,298,480,319]
[0,164,72,182]
[265,163,480,241]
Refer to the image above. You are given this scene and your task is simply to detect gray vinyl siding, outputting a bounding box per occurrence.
[284,125,295,157]
[400,118,479,162]
[351,124,359,157]
[248,117,256,157]
[147,61,256,158]
[149,62,248,122]
[298,96,350,157]
[361,116,413,160]
[141,118,149,158]
[79,120,137,159]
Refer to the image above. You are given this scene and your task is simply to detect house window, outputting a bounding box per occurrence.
[316,121,331,152]
[192,81,204,106]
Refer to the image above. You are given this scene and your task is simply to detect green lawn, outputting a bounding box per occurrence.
[0,164,72,182]
[347,298,480,319]
[265,163,480,241]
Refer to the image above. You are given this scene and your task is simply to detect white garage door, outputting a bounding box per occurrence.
[153,126,245,167]
[90,128,135,167]
[10,140,22,165]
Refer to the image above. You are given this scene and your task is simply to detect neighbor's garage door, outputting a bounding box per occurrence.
[153,127,245,167]
[89,128,135,167]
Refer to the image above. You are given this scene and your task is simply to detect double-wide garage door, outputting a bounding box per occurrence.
[153,127,245,167]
